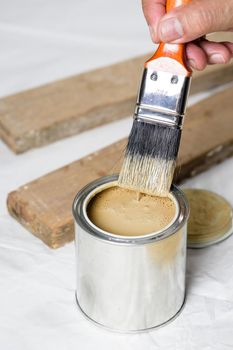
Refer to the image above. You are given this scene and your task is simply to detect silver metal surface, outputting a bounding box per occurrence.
[75,293,186,333]
[73,174,189,332]
[134,68,191,128]
[135,106,184,128]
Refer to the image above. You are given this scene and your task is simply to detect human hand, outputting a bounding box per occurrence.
[142,0,233,70]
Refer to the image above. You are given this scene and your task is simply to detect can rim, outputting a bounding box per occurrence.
[72,174,189,245]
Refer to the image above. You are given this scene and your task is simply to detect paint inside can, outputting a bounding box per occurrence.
[86,184,178,237]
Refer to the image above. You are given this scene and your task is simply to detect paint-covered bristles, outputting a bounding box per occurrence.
[118,120,181,197]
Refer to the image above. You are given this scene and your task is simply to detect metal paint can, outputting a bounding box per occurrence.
[73,174,189,332]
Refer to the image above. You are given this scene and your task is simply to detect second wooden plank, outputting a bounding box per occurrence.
[1,49,233,153]
[7,86,233,248]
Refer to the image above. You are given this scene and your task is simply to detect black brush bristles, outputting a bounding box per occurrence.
[118,119,181,196]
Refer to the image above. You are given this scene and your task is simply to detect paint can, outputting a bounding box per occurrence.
[72,174,189,332]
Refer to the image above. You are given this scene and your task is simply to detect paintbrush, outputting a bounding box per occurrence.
[118,0,192,197]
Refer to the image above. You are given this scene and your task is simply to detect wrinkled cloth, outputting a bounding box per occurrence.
[0,1,233,349]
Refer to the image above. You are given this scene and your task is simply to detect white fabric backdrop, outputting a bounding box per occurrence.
[0,1,233,349]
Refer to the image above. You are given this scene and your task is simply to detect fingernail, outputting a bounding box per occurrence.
[159,17,183,42]
[209,53,225,64]
[149,25,155,41]
[188,59,197,69]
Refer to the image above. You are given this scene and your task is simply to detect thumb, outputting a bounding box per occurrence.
[158,0,233,43]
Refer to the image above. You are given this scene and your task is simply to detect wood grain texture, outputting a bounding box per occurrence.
[0,50,232,153]
[0,54,147,153]
[7,86,233,248]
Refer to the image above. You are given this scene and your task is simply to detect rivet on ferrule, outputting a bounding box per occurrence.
[171,75,178,84]
[150,72,158,81]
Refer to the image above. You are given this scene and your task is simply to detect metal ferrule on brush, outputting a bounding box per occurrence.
[134,67,191,129]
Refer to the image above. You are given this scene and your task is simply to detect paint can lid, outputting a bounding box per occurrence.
[183,189,233,248]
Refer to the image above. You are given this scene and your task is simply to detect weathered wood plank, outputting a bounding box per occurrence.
[7,86,233,248]
[1,32,232,153]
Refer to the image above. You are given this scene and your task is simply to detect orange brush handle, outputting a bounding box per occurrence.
[146,0,192,76]
[166,0,190,12]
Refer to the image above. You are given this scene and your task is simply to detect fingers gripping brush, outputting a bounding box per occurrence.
[118,0,192,197]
